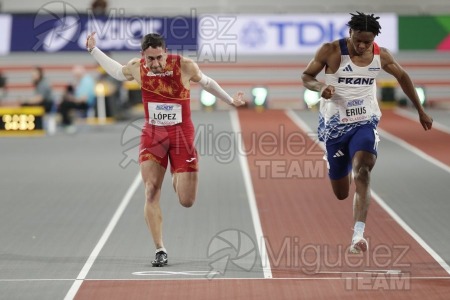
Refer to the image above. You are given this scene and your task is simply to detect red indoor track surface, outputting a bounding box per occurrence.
[237,110,448,275]
[76,278,450,299]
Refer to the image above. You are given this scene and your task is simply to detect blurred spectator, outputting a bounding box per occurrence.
[90,0,108,15]
[73,64,96,111]
[58,84,80,127]
[21,66,54,113]
[58,65,96,129]
[0,71,6,101]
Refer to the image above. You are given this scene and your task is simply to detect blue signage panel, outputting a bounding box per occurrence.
[10,13,197,52]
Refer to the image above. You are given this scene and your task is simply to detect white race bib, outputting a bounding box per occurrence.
[148,102,182,126]
[338,98,371,124]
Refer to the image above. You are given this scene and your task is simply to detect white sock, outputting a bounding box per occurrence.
[156,247,167,254]
[353,221,365,237]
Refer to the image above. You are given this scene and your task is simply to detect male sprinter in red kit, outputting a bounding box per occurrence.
[86,32,245,266]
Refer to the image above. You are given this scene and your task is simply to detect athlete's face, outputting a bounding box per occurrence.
[142,47,167,74]
[349,30,375,55]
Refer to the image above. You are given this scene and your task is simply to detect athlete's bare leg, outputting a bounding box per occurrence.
[141,160,166,249]
[329,150,376,252]
[172,172,198,207]
[330,174,352,200]
[328,150,376,221]
[351,150,376,223]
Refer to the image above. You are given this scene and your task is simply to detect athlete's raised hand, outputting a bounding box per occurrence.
[231,92,246,107]
[86,32,97,51]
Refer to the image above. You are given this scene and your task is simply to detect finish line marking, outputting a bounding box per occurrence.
[132,270,220,276]
[2,276,450,282]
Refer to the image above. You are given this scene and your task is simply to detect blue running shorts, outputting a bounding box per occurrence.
[324,124,380,180]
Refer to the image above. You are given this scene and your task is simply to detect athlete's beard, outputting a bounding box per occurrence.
[151,63,164,74]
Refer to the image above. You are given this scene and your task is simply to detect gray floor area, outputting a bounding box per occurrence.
[0,111,263,299]
[0,124,138,298]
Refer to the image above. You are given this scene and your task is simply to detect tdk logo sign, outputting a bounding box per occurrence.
[267,21,347,46]
[198,14,398,55]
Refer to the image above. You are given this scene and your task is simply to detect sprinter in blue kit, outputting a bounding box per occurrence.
[302,12,433,253]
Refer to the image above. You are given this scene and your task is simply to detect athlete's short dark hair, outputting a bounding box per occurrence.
[141,33,166,51]
[347,12,381,36]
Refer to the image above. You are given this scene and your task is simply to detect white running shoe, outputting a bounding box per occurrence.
[350,236,368,254]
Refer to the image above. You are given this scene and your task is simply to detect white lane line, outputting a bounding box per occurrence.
[378,128,450,175]
[371,190,450,275]
[229,110,272,279]
[285,109,450,276]
[64,172,142,300]
[394,108,450,135]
